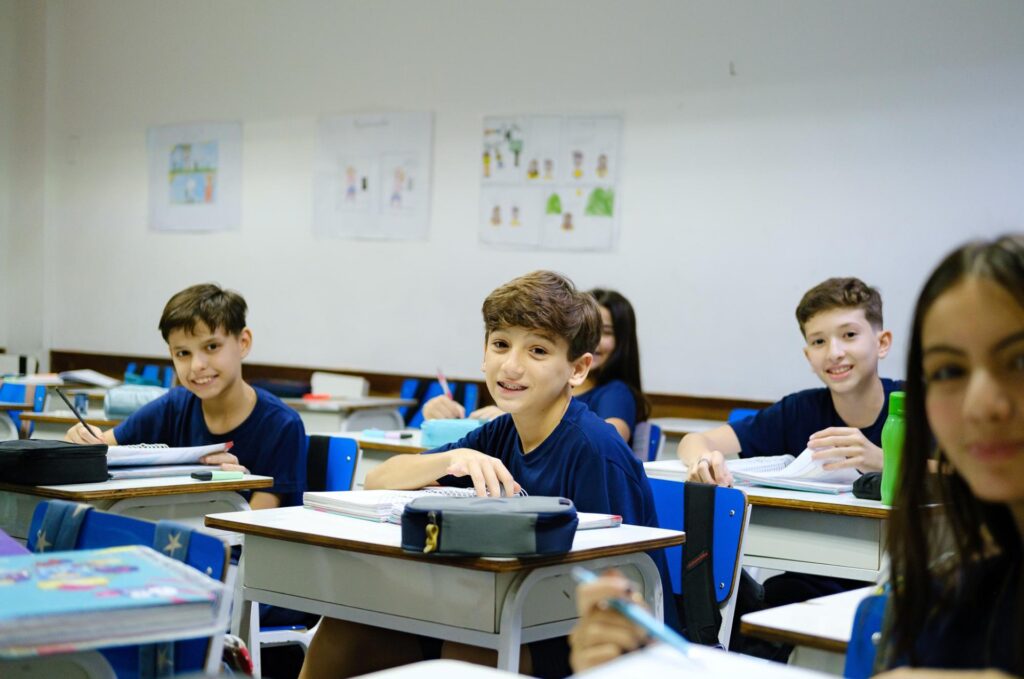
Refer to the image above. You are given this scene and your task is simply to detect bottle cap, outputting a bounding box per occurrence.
[888,391,905,415]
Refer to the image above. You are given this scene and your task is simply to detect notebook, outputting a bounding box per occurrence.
[106,442,232,467]
[728,448,861,494]
[107,464,212,480]
[0,544,223,657]
[57,369,120,388]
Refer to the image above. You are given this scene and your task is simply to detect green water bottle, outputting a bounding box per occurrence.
[880,391,905,505]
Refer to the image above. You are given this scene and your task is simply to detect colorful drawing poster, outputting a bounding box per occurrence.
[479,115,621,251]
[147,122,242,232]
[313,112,433,240]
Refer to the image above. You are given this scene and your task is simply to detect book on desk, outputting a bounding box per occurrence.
[0,544,224,657]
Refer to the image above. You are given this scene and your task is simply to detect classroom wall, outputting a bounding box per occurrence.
[0,0,15,350]
[10,1,1024,399]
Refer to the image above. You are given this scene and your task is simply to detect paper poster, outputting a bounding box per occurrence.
[313,112,433,240]
[479,115,621,251]
[147,122,242,232]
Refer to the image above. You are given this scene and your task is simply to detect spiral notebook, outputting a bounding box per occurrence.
[106,442,232,467]
[728,448,861,494]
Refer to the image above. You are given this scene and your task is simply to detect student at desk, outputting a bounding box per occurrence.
[570,236,1024,678]
[422,288,650,443]
[678,277,904,649]
[301,272,669,679]
[65,283,306,510]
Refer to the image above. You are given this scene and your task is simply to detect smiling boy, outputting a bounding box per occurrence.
[300,271,667,679]
[65,284,306,509]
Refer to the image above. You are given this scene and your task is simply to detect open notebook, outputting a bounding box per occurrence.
[304,489,622,529]
[106,442,232,467]
[728,448,861,494]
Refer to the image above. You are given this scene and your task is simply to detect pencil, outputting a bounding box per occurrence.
[436,368,453,400]
[54,387,101,440]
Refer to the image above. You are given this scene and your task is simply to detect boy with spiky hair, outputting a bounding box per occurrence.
[66,283,306,509]
[300,271,667,679]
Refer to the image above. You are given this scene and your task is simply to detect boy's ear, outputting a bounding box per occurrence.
[239,327,253,359]
[876,329,892,359]
[568,352,594,388]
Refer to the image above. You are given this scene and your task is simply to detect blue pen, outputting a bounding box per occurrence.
[571,566,695,659]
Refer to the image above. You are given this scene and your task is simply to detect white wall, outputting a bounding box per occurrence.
[0,0,16,350]
[14,0,1024,399]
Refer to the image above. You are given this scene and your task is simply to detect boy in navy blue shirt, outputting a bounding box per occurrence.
[300,271,665,679]
[65,283,306,509]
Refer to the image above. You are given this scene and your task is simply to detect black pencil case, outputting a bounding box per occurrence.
[0,439,108,485]
[401,496,579,557]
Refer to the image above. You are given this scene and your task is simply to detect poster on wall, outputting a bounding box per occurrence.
[313,112,433,240]
[479,115,621,251]
[147,122,242,232]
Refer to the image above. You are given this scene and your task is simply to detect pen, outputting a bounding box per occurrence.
[436,368,453,400]
[54,387,100,440]
[570,566,695,659]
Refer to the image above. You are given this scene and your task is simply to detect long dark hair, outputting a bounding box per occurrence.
[589,289,651,423]
[885,235,1024,669]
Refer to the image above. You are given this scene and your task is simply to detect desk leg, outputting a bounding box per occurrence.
[239,593,261,679]
[494,553,661,673]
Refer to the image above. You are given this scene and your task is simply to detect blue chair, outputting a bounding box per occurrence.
[727,408,760,425]
[399,378,480,428]
[124,363,175,388]
[631,421,663,461]
[253,436,359,663]
[26,500,230,678]
[0,381,46,437]
[843,589,888,678]
[648,478,750,648]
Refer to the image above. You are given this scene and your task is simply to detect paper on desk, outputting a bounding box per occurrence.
[729,448,861,494]
[106,442,231,467]
[577,643,830,678]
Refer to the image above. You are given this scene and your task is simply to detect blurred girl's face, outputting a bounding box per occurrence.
[592,305,616,372]
[922,277,1024,510]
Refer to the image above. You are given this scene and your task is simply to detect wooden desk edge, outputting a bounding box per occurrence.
[745,494,889,519]
[359,441,428,454]
[739,620,849,654]
[20,413,120,426]
[202,516,685,572]
[0,477,274,501]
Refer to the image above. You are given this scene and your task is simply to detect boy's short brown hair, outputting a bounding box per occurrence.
[158,283,247,341]
[482,271,600,361]
[795,277,883,335]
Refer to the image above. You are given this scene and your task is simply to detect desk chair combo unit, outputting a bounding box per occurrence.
[7,500,232,679]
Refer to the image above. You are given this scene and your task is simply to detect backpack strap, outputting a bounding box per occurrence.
[35,500,92,552]
[681,482,722,645]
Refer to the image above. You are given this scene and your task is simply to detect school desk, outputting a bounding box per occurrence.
[648,417,726,459]
[19,409,124,440]
[574,638,830,678]
[283,395,417,432]
[0,474,272,543]
[740,586,874,675]
[644,461,889,582]
[355,659,526,678]
[205,506,684,676]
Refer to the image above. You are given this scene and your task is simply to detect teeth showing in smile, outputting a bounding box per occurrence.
[826,366,852,376]
[193,376,214,385]
[499,381,526,391]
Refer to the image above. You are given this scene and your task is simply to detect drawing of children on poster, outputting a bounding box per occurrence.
[169,141,218,205]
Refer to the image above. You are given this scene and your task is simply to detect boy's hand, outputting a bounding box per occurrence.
[444,449,519,498]
[422,395,466,420]
[808,427,883,472]
[569,570,648,672]
[468,405,504,421]
[200,451,249,473]
[64,422,106,445]
[685,450,734,486]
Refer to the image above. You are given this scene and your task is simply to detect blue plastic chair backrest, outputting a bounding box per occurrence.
[0,382,45,434]
[631,422,662,461]
[27,502,228,676]
[727,408,760,424]
[307,435,358,492]
[648,478,746,601]
[843,590,888,679]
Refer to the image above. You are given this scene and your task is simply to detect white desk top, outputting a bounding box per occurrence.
[355,659,525,678]
[0,474,274,500]
[576,642,830,678]
[649,417,725,436]
[322,429,427,454]
[740,585,876,652]
[283,396,416,413]
[206,505,684,570]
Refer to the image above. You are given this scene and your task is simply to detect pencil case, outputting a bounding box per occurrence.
[401,496,578,557]
[420,418,483,448]
[0,439,108,485]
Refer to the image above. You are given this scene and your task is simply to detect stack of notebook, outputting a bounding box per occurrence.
[728,448,861,494]
[0,544,224,657]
